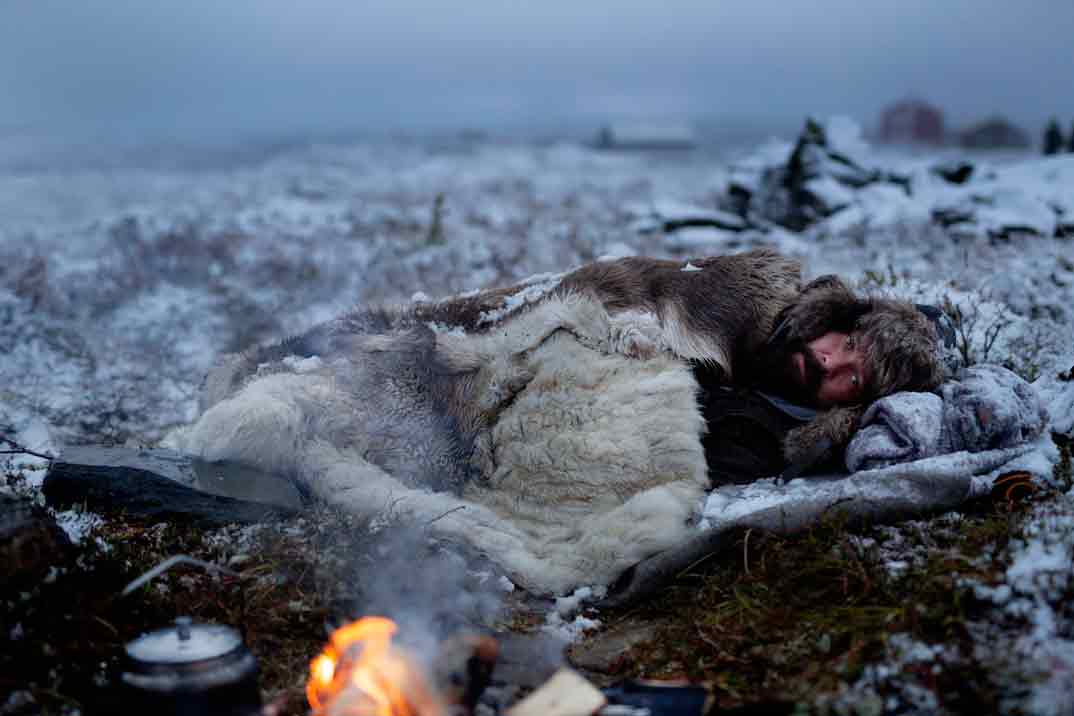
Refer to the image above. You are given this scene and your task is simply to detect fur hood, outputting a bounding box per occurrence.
[773,275,945,466]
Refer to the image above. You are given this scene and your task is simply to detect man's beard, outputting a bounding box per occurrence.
[751,338,825,407]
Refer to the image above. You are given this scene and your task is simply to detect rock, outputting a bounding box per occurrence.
[630,200,751,235]
[0,495,72,589]
[493,632,567,688]
[43,446,303,526]
[932,161,975,185]
[730,117,909,231]
[567,617,662,675]
[933,190,1058,240]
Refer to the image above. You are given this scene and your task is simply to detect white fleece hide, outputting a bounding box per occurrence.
[464,332,709,592]
[170,296,711,595]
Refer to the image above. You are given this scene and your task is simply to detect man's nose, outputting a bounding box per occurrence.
[819,349,849,371]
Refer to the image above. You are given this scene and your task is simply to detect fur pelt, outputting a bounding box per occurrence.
[170,250,801,594]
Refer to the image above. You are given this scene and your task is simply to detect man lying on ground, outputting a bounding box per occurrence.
[172,248,946,593]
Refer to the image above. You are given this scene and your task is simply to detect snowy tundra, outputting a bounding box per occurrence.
[2,118,1073,713]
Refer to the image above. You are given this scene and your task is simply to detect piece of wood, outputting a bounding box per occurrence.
[0,494,71,587]
[506,667,606,716]
[43,446,303,526]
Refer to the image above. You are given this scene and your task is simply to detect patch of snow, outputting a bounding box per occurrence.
[681,261,702,272]
[822,633,961,714]
[281,355,323,373]
[806,175,856,211]
[426,321,467,337]
[542,612,602,643]
[476,272,564,325]
[0,404,56,492]
[52,509,104,544]
[966,492,1074,716]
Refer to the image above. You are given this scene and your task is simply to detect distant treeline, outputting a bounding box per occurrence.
[1042,119,1074,155]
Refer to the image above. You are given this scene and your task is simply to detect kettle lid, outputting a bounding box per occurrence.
[126,617,243,665]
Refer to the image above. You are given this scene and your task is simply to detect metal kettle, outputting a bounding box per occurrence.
[117,556,262,716]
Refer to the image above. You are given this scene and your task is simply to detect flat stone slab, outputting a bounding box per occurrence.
[493,632,567,688]
[567,617,662,675]
[43,446,303,526]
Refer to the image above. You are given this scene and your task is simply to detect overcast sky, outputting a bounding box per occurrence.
[3,0,1073,142]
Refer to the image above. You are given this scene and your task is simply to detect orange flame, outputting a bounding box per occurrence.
[307,616,444,716]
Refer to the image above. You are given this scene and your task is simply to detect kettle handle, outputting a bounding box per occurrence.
[121,554,239,596]
[121,555,248,636]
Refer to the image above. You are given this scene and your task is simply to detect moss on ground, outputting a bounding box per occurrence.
[590,498,1036,713]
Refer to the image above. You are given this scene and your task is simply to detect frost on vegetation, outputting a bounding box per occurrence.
[1,404,56,496]
[846,517,961,581]
[822,634,959,716]
[52,509,104,545]
[951,492,1074,716]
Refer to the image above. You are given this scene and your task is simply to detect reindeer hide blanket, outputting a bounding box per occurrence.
[168,288,711,595]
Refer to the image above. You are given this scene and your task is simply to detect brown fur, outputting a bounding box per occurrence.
[401,248,803,370]
[556,248,802,371]
[782,405,866,465]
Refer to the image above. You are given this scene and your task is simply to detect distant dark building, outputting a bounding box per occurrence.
[877,99,945,144]
[959,117,1031,150]
[595,123,696,151]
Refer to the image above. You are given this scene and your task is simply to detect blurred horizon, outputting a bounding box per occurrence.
[4,1,1073,153]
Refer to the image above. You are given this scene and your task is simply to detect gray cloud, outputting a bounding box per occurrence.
[3,0,1072,141]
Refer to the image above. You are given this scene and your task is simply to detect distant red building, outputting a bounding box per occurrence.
[877,99,946,145]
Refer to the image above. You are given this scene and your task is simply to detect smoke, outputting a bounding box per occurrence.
[339,523,511,658]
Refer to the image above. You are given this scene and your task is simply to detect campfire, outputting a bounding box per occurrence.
[307,617,446,716]
[305,615,710,716]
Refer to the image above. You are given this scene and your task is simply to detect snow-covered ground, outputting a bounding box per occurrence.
[2,120,1072,713]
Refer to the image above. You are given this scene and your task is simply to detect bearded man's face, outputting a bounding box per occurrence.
[763,331,869,407]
